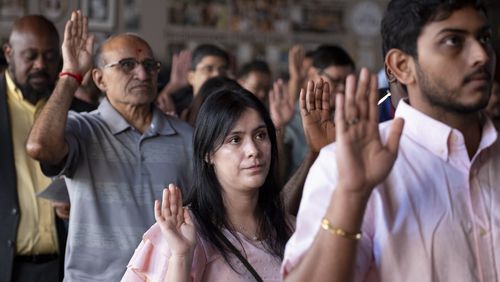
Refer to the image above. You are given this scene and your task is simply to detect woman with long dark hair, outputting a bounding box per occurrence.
[122,87,293,281]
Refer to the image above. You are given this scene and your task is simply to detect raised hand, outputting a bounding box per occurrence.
[156,50,192,115]
[288,45,305,81]
[61,11,94,75]
[269,79,294,129]
[169,50,192,89]
[155,184,197,257]
[300,79,336,153]
[334,68,404,197]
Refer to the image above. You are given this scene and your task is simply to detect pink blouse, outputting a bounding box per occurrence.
[121,223,283,282]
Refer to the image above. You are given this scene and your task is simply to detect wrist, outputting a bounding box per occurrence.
[59,71,83,85]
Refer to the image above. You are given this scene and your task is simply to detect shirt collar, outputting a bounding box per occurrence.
[5,70,47,112]
[394,99,498,161]
[98,98,177,136]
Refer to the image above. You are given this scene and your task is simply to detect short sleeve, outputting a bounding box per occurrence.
[121,223,207,282]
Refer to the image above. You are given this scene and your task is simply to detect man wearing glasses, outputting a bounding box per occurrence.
[311,45,355,97]
[27,12,193,281]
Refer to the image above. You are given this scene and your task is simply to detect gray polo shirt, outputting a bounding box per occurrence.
[43,99,193,282]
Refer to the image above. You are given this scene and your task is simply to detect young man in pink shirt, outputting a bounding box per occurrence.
[283,0,498,281]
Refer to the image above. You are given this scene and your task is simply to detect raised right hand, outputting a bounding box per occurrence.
[334,68,404,198]
[300,79,336,153]
[155,184,197,257]
[61,11,94,75]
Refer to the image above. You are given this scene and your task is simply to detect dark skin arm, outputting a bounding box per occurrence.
[282,79,336,215]
[26,11,94,164]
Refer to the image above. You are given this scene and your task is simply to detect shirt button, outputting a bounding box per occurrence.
[11,208,18,216]
[7,240,14,248]
[480,228,489,236]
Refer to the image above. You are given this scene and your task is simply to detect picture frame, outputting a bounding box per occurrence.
[0,0,26,22]
[81,0,116,31]
[39,0,69,22]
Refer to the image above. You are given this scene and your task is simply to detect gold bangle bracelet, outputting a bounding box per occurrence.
[321,218,361,240]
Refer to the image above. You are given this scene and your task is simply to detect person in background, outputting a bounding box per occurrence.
[0,15,65,282]
[27,11,193,281]
[237,59,273,103]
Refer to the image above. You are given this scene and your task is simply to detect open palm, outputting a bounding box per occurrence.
[300,80,336,153]
[334,69,404,196]
[155,184,197,257]
[61,11,94,75]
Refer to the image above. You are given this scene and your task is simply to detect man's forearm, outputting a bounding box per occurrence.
[26,76,79,164]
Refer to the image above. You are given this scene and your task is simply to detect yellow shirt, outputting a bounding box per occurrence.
[5,71,58,255]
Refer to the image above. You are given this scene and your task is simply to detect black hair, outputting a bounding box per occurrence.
[381,0,487,59]
[236,59,271,80]
[183,76,242,126]
[191,44,229,70]
[312,44,355,71]
[186,87,292,270]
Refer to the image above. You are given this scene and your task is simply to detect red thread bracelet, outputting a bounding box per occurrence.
[59,72,83,84]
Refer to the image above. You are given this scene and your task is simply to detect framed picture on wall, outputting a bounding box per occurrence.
[39,0,69,22]
[81,0,116,30]
[0,0,26,21]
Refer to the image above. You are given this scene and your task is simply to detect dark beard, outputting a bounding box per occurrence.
[415,63,490,114]
[9,65,53,105]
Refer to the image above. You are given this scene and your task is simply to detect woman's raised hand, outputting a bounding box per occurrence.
[155,184,197,257]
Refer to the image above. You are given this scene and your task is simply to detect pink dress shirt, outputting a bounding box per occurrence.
[122,223,283,282]
[282,100,500,282]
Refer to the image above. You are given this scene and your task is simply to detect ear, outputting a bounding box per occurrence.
[187,70,195,87]
[385,49,415,87]
[92,68,107,92]
[204,153,213,165]
[3,43,12,64]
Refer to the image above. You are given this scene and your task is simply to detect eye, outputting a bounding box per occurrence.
[255,130,267,140]
[119,59,137,72]
[443,35,463,47]
[44,51,59,62]
[227,135,240,144]
[478,33,492,45]
[143,60,159,73]
[22,50,37,61]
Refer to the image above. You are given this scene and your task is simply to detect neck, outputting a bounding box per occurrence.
[223,190,260,237]
[111,100,153,133]
[408,96,483,159]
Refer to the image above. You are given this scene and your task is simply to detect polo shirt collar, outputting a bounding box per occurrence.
[395,99,498,161]
[149,106,177,136]
[98,98,177,136]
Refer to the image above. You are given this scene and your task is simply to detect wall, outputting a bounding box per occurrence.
[1,0,498,77]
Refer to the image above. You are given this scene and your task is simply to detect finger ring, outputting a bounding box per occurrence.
[347,118,359,126]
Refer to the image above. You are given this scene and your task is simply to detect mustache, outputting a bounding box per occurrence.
[463,67,492,84]
[27,71,50,81]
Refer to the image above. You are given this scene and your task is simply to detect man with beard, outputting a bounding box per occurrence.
[282,0,499,281]
[0,15,65,282]
[27,11,193,281]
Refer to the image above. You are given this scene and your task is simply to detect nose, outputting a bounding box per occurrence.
[244,139,260,158]
[33,54,46,70]
[134,63,151,81]
[469,38,491,68]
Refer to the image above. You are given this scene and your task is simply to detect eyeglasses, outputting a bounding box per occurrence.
[104,58,161,74]
[319,70,346,90]
[195,64,228,76]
